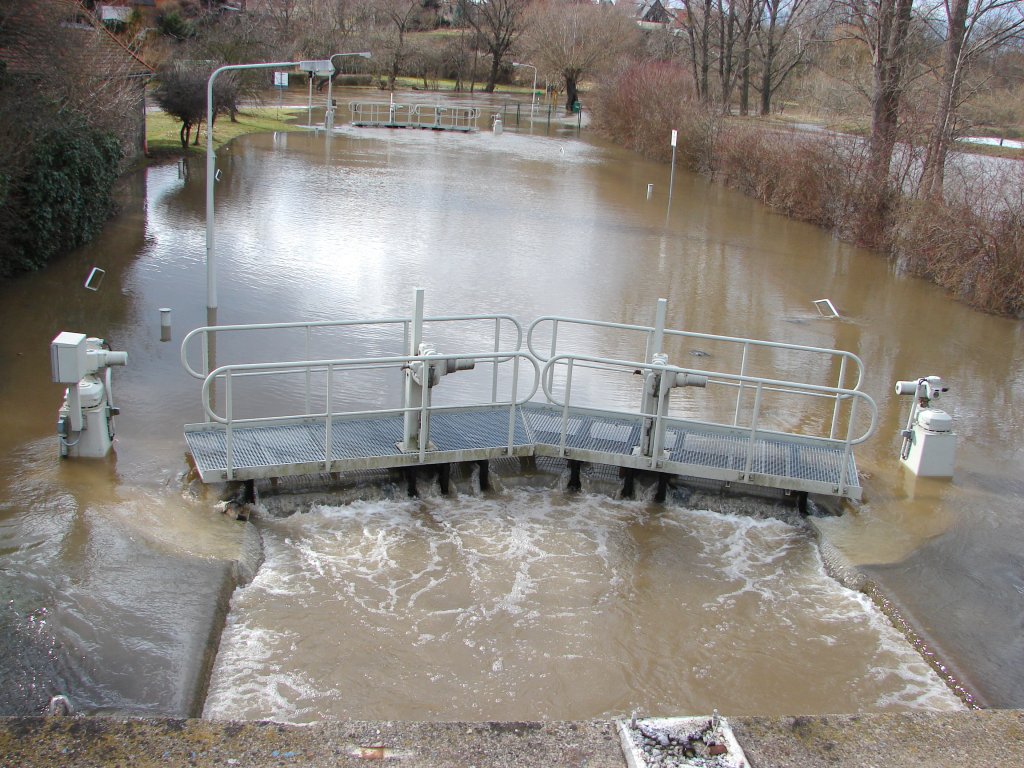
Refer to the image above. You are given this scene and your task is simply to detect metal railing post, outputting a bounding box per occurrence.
[507,355,520,454]
[741,382,763,481]
[650,371,673,469]
[838,395,859,496]
[304,325,312,415]
[224,369,234,480]
[325,362,333,472]
[403,288,425,450]
[492,318,501,403]
[419,365,431,463]
[559,359,574,456]
[734,343,749,426]
[649,298,667,364]
[830,356,848,440]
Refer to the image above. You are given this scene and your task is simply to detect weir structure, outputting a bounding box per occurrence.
[348,101,480,131]
[182,291,877,502]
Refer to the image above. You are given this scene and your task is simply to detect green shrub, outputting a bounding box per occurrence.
[0,121,121,276]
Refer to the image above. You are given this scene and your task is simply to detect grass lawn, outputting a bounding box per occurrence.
[146,106,306,158]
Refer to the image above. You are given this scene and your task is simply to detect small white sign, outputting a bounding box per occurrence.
[671,129,677,147]
[273,71,289,88]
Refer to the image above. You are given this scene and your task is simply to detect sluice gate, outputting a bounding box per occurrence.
[182,292,876,500]
[349,101,480,131]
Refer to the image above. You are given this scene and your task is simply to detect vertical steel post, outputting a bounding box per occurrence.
[559,358,574,457]
[304,325,312,415]
[507,354,520,454]
[224,369,234,480]
[402,288,425,450]
[741,382,763,481]
[734,343,749,426]
[325,362,334,472]
[838,396,859,496]
[649,298,667,363]
[830,357,848,440]
[492,318,500,403]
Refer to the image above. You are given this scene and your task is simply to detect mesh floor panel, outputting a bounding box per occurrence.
[186,402,860,497]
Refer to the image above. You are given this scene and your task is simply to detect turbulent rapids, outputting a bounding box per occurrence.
[204,481,961,722]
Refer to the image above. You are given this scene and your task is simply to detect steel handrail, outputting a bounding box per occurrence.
[201,351,540,426]
[539,353,878,446]
[527,315,866,390]
[181,313,524,380]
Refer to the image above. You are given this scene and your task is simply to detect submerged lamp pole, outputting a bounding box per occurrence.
[325,51,372,130]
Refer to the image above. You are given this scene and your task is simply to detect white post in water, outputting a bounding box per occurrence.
[667,129,678,216]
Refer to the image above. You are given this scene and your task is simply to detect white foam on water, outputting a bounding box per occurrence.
[203,491,962,722]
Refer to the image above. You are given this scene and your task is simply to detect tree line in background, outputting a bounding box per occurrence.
[132,0,1024,313]
[3,0,1024,313]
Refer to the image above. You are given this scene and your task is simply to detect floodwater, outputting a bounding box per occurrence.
[1,90,1021,719]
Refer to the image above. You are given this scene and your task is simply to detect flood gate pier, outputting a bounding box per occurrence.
[182,293,876,501]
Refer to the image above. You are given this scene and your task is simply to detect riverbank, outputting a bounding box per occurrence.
[3,710,1022,767]
[145,107,307,158]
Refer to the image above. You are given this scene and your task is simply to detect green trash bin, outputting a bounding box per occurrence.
[571,100,581,113]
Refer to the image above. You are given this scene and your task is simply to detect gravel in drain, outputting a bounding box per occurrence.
[618,714,751,768]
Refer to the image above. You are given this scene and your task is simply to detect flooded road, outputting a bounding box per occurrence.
[1,91,1021,717]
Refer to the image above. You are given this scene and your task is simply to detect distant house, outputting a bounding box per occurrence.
[634,0,673,26]
[0,0,154,164]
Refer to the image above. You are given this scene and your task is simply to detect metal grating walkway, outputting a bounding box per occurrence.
[186,403,861,499]
[523,404,860,499]
[185,407,535,483]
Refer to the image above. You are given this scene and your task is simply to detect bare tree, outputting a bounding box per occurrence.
[373,0,421,89]
[715,0,762,113]
[918,0,1024,200]
[844,0,917,235]
[680,0,715,101]
[522,0,639,112]
[752,0,825,115]
[457,0,529,92]
[154,63,239,145]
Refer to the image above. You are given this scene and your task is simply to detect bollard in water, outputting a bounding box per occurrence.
[647,184,654,200]
[159,307,172,342]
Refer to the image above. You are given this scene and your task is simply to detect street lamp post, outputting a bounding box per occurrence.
[512,62,537,127]
[207,61,303,313]
[325,51,372,130]
[206,56,376,313]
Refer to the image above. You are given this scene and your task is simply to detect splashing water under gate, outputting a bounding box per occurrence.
[204,486,961,722]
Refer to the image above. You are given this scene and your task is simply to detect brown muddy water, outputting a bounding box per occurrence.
[1,92,1021,720]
